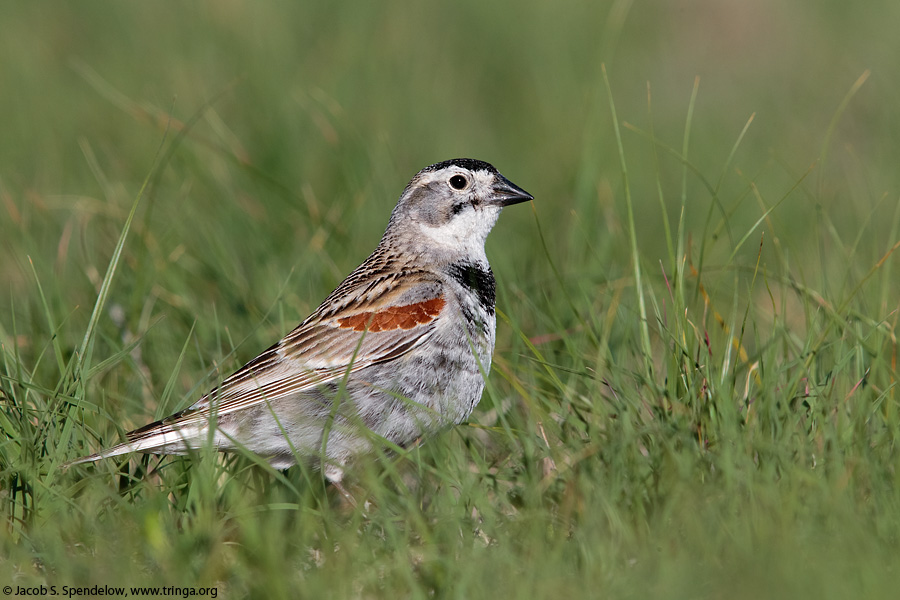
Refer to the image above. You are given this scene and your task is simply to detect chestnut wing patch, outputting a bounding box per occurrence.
[337,297,446,332]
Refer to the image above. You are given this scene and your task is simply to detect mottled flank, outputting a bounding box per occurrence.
[337,297,446,332]
[447,262,496,314]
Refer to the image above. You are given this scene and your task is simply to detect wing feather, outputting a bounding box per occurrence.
[131,273,447,437]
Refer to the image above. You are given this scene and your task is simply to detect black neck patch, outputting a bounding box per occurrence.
[448,262,496,314]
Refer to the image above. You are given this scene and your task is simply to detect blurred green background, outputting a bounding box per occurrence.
[3,0,898,368]
[2,1,900,598]
[3,0,898,294]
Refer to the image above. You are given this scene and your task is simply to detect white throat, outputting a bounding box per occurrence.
[417,207,499,263]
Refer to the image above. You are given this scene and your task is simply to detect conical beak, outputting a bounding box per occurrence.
[490,174,534,207]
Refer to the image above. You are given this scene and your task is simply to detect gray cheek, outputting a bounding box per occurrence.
[418,204,448,227]
[409,185,453,226]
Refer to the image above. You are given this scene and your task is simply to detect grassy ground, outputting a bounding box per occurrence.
[2,2,900,598]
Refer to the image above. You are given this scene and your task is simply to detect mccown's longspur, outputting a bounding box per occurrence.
[68,158,532,482]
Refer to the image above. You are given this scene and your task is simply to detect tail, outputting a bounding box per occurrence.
[63,417,205,468]
[63,441,144,467]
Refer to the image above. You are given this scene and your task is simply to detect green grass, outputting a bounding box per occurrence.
[3,2,900,598]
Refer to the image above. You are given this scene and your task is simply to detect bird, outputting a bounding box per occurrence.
[67,158,532,484]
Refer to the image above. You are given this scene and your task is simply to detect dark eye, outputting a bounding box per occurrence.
[449,174,468,190]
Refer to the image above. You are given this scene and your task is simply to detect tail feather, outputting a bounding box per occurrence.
[64,442,140,466]
[64,418,206,468]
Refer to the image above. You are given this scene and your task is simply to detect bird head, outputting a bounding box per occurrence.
[384,158,533,262]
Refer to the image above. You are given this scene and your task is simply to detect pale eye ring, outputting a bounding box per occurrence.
[449,174,468,190]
